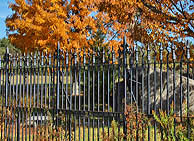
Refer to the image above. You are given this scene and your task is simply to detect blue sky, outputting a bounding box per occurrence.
[0,0,14,39]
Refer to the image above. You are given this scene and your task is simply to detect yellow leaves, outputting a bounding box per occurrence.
[37,40,47,46]
[50,0,58,3]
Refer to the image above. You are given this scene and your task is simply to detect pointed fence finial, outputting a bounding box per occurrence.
[49,53,51,65]
[20,56,22,67]
[34,53,36,66]
[41,51,44,66]
[102,47,105,64]
[160,43,163,61]
[135,43,138,62]
[112,46,115,64]
[57,41,60,52]
[27,52,29,67]
[93,49,95,64]
[65,50,69,65]
[147,44,151,61]
[122,35,128,52]
[186,40,190,59]
[83,47,86,65]
[5,47,9,63]
[74,51,77,65]
[6,47,9,54]
[172,42,176,60]
[123,35,127,46]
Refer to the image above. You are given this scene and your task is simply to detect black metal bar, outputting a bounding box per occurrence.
[166,48,170,115]
[18,55,23,141]
[48,53,51,141]
[92,50,95,141]
[4,48,9,139]
[147,45,150,141]
[159,45,163,110]
[48,53,51,110]
[123,37,127,140]
[61,52,64,141]
[29,53,33,141]
[153,49,157,141]
[117,49,121,141]
[21,107,24,141]
[26,53,29,141]
[56,43,60,133]
[32,53,36,141]
[52,52,55,140]
[0,56,2,141]
[0,56,4,140]
[97,50,100,141]
[16,54,19,141]
[12,55,15,141]
[44,52,48,140]
[135,45,139,140]
[40,52,44,139]
[74,51,77,141]
[87,50,90,141]
[65,51,69,141]
[36,52,40,140]
[37,52,40,109]
[141,48,145,141]
[22,54,25,141]
[8,54,12,140]
[69,50,73,141]
[107,49,110,138]
[102,48,105,140]
[159,45,164,140]
[112,48,115,114]
[172,44,176,138]
[62,52,64,110]
[186,41,190,138]
[78,51,81,141]
[180,50,183,122]
[83,50,86,141]
[135,45,139,109]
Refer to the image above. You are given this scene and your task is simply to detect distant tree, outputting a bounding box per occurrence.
[0,38,21,57]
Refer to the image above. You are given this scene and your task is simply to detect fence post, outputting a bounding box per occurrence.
[5,47,9,107]
[56,42,60,128]
[4,47,9,139]
[147,45,151,141]
[186,40,190,138]
[122,36,127,140]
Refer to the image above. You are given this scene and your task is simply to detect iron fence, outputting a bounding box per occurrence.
[0,40,194,140]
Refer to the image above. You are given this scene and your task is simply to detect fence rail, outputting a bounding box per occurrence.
[0,41,194,140]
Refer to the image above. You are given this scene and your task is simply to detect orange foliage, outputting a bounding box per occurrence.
[6,0,128,53]
[6,0,194,59]
[95,0,194,60]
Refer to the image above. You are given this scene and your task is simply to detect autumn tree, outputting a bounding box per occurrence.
[139,0,194,61]
[6,0,128,54]
[6,0,194,60]
[5,0,156,54]
[95,0,194,60]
